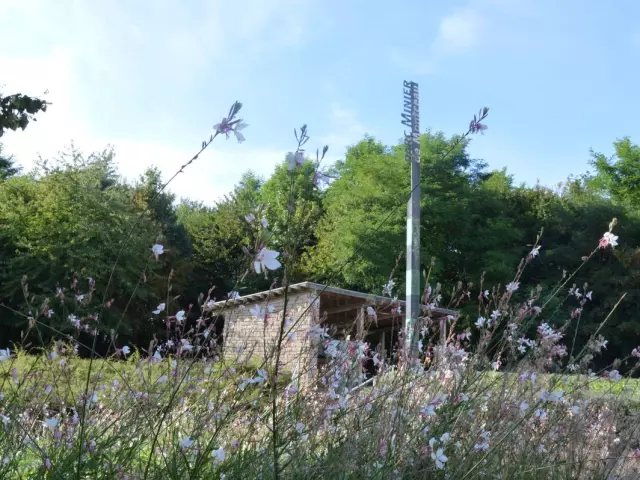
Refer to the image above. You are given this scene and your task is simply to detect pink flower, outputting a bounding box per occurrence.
[599,231,619,249]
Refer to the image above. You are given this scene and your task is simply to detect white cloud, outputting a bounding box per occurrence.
[433,7,485,53]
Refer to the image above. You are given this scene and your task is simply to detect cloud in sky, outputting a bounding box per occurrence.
[433,7,485,53]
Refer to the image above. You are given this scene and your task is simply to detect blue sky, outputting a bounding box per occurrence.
[1,0,639,205]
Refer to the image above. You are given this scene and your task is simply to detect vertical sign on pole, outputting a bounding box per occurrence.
[401,81,420,357]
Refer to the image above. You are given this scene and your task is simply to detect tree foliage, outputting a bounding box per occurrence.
[1,123,640,370]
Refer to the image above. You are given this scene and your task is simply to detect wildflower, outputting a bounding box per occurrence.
[382,279,396,296]
[228,291,241,300]
[593,336,608,352]
[69,314,81,328]
[214,116,248,143]
[475,317,486,328]
[245,213,255,223]
[254,248,281,274]
[599,231,619,249]
[421,404,436,417]
[120,346,131,357]
[76,294,85,302]
[286,151,305,171]
[44,417,58,429]
[608,370,622,381]
[366,306,377,320]
[212,447,226,463]
[249,304,275,318]
[519,401,529,415]
[0,348,10,363]
[529,245,541,258]
[440,432,451,443]
[175,310,186,323]
[535,409,547,420]
[151,244,164,260]
[296,422,309,441]
[632,347,640,358]
[469,118,488,134]
[153,350,163,361]
[261,216,268,228]
[180,339,194,352]
[506,282,519,293]
[431,447,448,469]
[490,310,501,321]
[540,389,564,402]
[152,303,166,315]
[179,437,194,449]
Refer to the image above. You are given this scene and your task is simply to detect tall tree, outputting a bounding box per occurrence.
[0,92,48,137]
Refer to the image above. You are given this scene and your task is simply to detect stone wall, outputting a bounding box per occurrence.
[222,290,320,384]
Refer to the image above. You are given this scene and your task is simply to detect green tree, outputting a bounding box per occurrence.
[0,92,48,137]
[0,143,21,180]
[0,148,163,347]
[261,158,324,282]
[588,137,640,209]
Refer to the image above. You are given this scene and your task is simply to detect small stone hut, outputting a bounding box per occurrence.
[209,282,457,385]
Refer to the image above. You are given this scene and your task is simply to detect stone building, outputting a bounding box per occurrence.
[208,282,457,386]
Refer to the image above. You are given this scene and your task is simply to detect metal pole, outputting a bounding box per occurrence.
[401,81,420,357]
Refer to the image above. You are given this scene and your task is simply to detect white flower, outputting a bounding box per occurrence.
[519,401,529,415]
[602,231,619,248]
[233,122,248,143]
[490,310,501,320]
[121,346,131,356]
[608,370,622,381]
[585,291,593,301]
[261,216,268,228]
[245,213,255,223]
[296,422,309,441]
[153,350,163,361]
[68,314,81,328]
[286,151,305,171]
[76,294,85,302]
[44,417,58,429]
[153,303,166,315]
[228,291,241,300]
[529,246,541,258]
[0,348,10,363]
[440,432,451,443]
[158,375,168,384]
[175,310,186,323]
[475,317,486,328]
[179,437,194,449]
[249,304,275,318]
[254,248,281,274]
[212,447,226,463]
[366,306,377,319]
[534,409,547,420]
[431,448,448,469]
[540,389,564,402]
[382,279,396,296]
[506,282,520,293]
[421,404,436,416]
[152,244,165,260]
[180,339,194,351]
